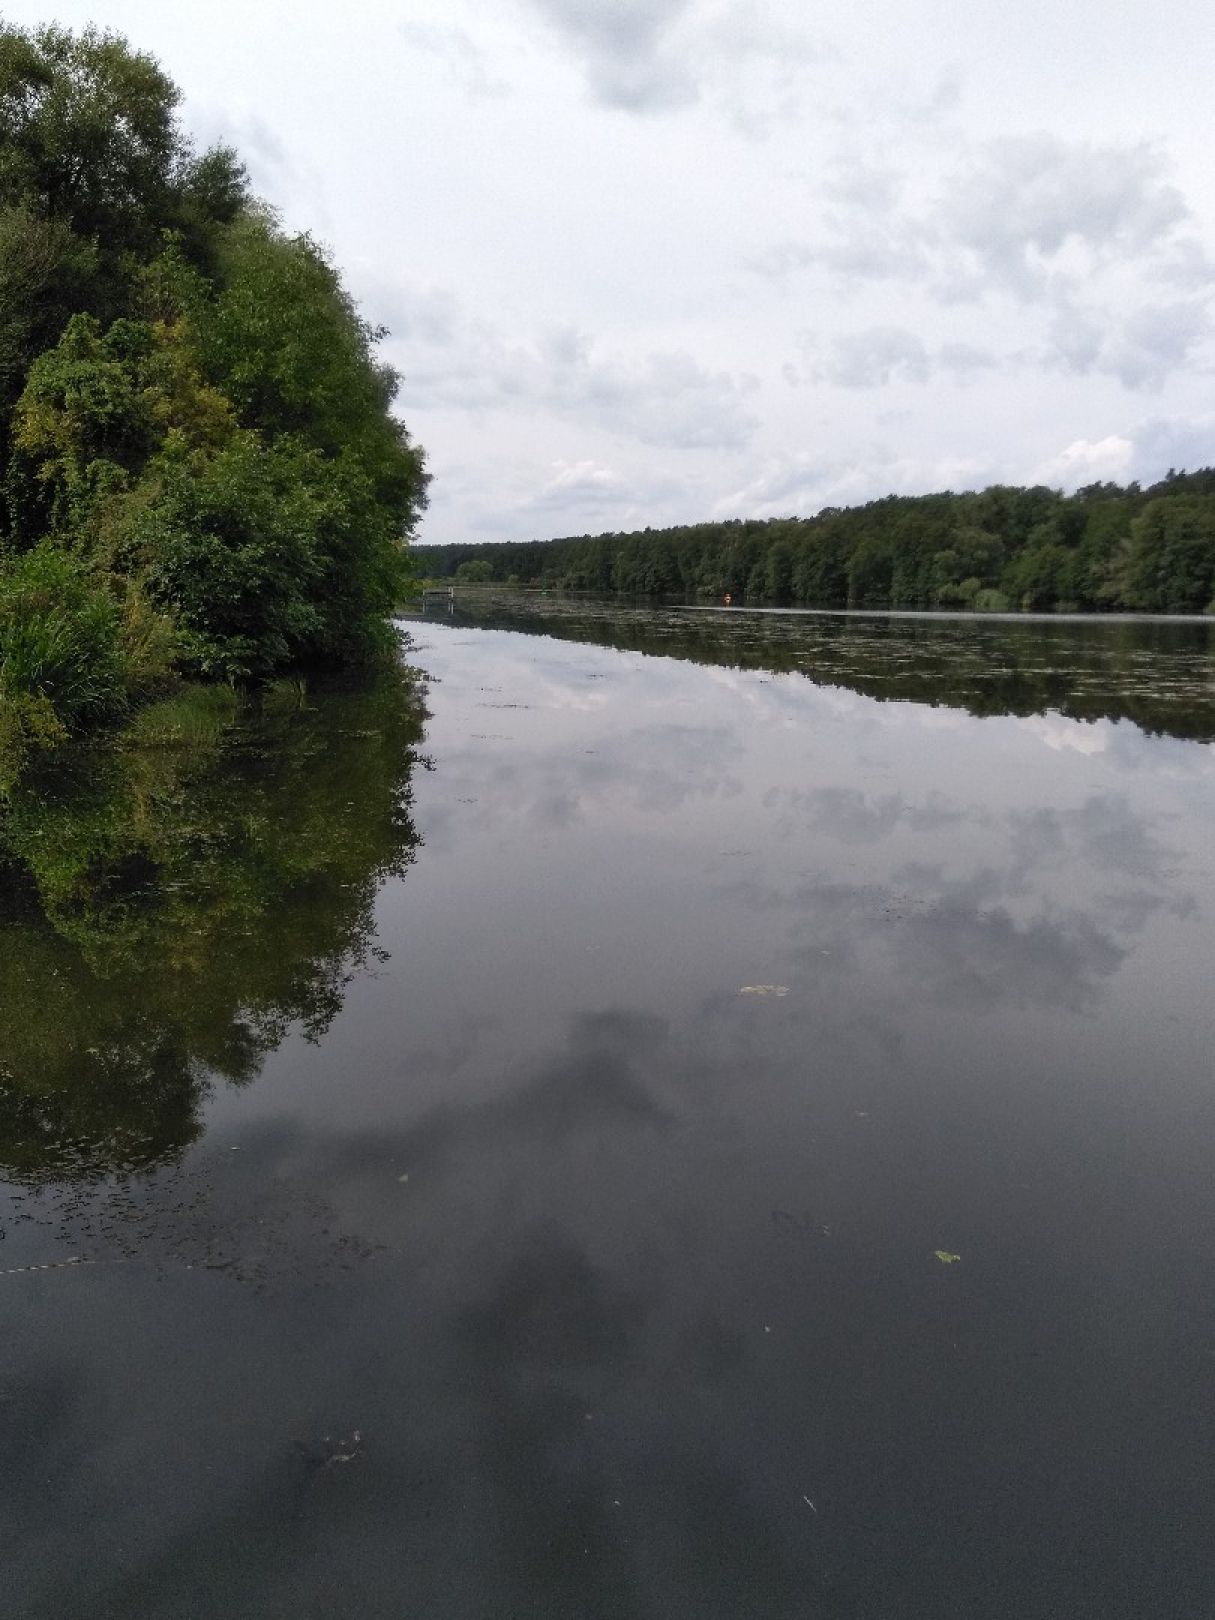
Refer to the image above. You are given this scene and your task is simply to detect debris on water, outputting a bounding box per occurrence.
[397,1173,409,1183]
[324,1431,363,1467]
[771,1209,832,1236]
[739,984,789,996]
[934,1250,962,1264]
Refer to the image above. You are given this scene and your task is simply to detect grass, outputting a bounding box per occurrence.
[119,684,239,750]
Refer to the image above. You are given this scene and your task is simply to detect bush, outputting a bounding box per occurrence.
[132,434,325,681]
[0,546,128,723]
[455,559,494,583]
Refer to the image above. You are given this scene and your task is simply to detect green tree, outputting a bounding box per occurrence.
[1121,497,1215,612]
[455,558,494,583]
[0,24,200,256]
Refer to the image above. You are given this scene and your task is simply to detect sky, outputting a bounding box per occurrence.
[9,0,1215,543]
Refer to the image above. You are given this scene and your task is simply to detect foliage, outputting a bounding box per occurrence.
[455,558,494,583]
[0,544,127,719]
[420,473,1215,616]
[0,22,427,781]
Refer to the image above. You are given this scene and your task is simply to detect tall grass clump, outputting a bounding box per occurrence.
[0,548,132,788]
[121,684,238,750]
[0,547,128,724]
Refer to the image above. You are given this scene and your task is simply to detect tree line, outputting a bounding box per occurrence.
[420,471,1215,614]
[0,24,427,784]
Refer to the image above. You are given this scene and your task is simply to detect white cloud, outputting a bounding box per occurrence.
[1028,413,1215,490]
[711,448,994,520]
[1029,435,1135,490]
[533,459,630,509]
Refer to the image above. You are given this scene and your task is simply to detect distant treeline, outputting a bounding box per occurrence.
[418,472,1215,614]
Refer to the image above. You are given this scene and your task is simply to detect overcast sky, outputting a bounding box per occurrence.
[11,0,1215,542]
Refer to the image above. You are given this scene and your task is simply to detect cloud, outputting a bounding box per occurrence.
[1103,301,1211,390]
[816,327,931,388]
[530,459,632,511]
[796,328,1001,390]
[750,223,926,285]
[1030,435,1135,490]
[712,447,994,520]
[937,135,1190,301]
[526,0,699,111]
[791,135,1201,303]
[1130,412,1215,478]
[938,341,1001,381]
[1154,237,1215,291]
[522,0,826,120]
[458,461,696,540]
[369,280,758,450]
[1030,414,1215,491]
[399,22,511,98]
[1045,292,1212,390]
[755,130,1214,392]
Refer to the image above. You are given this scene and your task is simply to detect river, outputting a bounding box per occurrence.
[2,600,1213,1618]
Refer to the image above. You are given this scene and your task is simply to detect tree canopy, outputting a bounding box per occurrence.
[419,470,1215,617]
[0,23,427,784]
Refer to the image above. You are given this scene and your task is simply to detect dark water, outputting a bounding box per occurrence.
[2,607,1214,1618]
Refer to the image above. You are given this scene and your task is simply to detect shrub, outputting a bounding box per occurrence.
[0,546,128,723]
[132,434,325,681]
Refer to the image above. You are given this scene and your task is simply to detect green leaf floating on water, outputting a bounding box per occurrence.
[934,1250,962,1265]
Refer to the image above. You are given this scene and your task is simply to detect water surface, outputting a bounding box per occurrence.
[2,608,1214,1618]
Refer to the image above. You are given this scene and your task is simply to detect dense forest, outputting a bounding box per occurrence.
[420,471,1215,615]
[0,24,427,784]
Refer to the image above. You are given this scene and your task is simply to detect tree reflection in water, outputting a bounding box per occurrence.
[436,593,1215,743]
[0,667,426,1183]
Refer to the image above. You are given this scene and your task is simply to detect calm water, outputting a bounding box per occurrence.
[2,605,1214,1618]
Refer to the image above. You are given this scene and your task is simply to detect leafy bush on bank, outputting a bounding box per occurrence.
[0,23,428,782]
